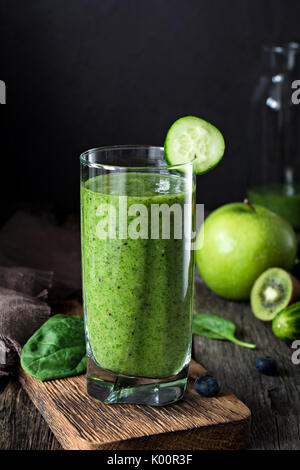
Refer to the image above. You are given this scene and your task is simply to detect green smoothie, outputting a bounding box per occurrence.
[81,173,194,378]
[248,184,300,228]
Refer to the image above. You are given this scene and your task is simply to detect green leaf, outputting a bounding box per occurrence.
[21,314,86,381]
[192,313,256,349]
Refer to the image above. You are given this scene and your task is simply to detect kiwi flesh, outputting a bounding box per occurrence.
[251,267,300,321]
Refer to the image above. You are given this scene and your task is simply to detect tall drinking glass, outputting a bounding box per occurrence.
[80,146,195,406]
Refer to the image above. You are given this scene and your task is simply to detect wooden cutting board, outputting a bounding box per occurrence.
[19,359,251,450]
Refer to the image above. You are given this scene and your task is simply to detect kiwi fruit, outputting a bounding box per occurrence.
[291,242,300,280]
[250,267,300,321]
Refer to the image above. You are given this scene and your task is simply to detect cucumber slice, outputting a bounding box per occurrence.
[164,116,225,175]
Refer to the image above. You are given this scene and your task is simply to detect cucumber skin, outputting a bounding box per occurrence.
[164,116,225,175]
[272,302,300,341]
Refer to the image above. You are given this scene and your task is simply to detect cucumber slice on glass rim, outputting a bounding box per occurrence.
[164,116,225,174]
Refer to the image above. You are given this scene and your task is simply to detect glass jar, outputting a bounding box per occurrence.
[247,43,300,229]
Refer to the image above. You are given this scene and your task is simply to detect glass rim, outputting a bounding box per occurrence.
[80,145,196,170]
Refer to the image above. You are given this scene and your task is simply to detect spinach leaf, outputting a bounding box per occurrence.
[192,313,256,349]
[21,314,86,381]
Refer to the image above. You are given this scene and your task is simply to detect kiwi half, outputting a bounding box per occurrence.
[251,267,300,321]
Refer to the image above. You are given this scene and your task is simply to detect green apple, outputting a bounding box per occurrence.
[196,201,297,300]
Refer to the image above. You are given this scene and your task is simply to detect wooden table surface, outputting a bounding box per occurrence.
[1,275,299,450]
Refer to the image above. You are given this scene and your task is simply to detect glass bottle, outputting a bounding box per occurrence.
[247,43,300,229]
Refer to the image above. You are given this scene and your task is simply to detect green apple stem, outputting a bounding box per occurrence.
[231,337,256,349]
[243,198,256,214]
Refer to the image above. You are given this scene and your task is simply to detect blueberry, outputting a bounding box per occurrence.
[255,356,278,376]
[194,374,221,397]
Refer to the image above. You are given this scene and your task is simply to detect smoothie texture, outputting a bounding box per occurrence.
[248,184,300,228]
[81,172,194,378]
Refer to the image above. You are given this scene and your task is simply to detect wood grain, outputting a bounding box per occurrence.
[0,376,61,450]
[3,276,299,449]
[193,275,300,450]
[19,359,250,450]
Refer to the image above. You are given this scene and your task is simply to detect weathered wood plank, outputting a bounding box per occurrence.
[3,275,298,450]
[18,359,250,450]
[0,376,61,450]
[193,275,300,450]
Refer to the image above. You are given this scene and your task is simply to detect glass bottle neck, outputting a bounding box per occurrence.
[262,43,300,76]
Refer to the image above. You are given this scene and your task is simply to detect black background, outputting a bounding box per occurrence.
[1,0,300,215]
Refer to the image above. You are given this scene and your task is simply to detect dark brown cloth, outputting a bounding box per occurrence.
[0,211,81,298]
[0,267,53,377]
[0,266,53,298]
[0,210,82,377]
